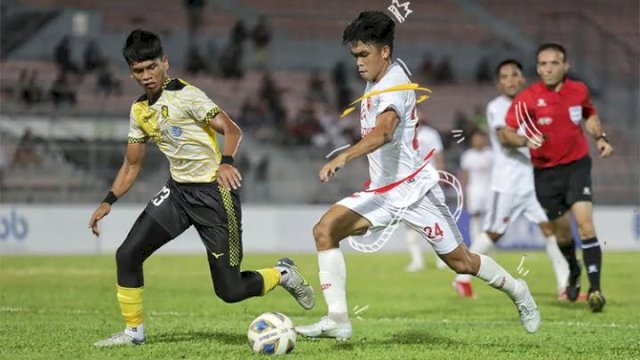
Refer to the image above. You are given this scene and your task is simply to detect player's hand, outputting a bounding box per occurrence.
[597,138,613,158]
[217,164,242,190]
[89,203,111,237]
[525,135,544,150]
[319,154,347,183]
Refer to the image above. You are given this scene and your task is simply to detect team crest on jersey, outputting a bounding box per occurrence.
[161,105,169,119]
[170,126,182,137]
[536,98,547,107]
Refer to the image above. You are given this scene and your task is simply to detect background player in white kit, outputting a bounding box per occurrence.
[296,11,540,340]
[404,113,445,272]
[453,59,569,299]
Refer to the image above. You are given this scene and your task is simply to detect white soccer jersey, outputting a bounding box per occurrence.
[415,125,443,160]
[359,62,438,207]
[460,147,493,214]
[486,95,534,194]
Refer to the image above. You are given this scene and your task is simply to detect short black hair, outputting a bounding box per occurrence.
[122,29,164,65]
[536,42,567,62]
[342,11,395,55]
[495,58,523,77]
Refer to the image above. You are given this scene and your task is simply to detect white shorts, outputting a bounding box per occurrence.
[337,185,463,254]
[483,190,548,234]
[466,188,490,215]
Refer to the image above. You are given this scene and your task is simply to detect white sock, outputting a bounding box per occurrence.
[470,232,495,255]
[318,248,348,322]
[125,324,145,340]
[545,234,570,292]
[475,254,522,302]
[406,230,424,267]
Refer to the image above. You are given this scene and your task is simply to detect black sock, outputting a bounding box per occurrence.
[558,240,580,273]
[581,237,602,292]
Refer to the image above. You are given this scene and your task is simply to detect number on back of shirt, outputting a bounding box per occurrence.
[152,186,170,206]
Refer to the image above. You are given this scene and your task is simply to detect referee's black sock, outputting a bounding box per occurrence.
[558,240,580,273]
[581,237,602,292]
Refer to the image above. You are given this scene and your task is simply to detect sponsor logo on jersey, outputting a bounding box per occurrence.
[583,186,591,196]
[536,98,547,107]
[170,126,183,137]
[537,117,553,126]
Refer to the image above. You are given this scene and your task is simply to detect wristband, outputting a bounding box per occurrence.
[102,191,118,205]
[220,155,234,166]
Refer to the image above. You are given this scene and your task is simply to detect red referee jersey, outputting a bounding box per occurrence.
[505,79,596,168]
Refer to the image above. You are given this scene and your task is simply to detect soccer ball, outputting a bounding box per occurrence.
[247,312,296,355]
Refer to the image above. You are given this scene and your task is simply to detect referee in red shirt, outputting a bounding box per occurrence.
[503,43,613,313]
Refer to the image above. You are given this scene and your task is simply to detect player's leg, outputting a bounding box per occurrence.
[405,223,425,272]
[407,186,540,333]
[454,191,509,297]
[192,185,314,308]
[566,156,605,312]
[296,193,381,340]
[94,183,191,347]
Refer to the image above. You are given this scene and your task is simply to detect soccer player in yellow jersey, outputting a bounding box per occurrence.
[88,29,315,347]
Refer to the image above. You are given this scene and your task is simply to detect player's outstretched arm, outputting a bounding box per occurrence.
[89,142,146,236]
[319,109,399,183]
[208,111,243,190]
[584,114,613,158]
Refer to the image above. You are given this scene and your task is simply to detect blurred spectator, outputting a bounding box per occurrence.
[474,56,492,84]
[186,45,209,75]
[50,72,77,107]
[434,56,455,84]
[54,36,81,75]
[95,61,122,97]
[471,104,487,132]
[83,39,104,72]
[12,129,41,166]
[288,100,321,145]
[231,19,248,44]
[306,71,329,103]
[420,52,435,84]
[258,72,287,131]
[219,20,248,79]
[332,61,352,113]
[184,0,206,36]
[250,15,272,70]
[19,69,44,106]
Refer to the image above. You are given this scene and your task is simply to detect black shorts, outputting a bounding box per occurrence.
[143,178,243,267]
[534,155,593,221]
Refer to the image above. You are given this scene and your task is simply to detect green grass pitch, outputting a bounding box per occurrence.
[1,252,639,359]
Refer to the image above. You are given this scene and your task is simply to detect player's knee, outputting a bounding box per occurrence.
[115,243,138,269]
[313,222,334,249]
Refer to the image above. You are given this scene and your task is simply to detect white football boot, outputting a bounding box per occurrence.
[295,316,352,341]
[93,331,145,347]
[514,279,541,333]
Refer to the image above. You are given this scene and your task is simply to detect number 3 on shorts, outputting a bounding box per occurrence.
[152,186,171,206]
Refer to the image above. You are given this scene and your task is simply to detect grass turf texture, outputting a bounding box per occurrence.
[1,252,639,360]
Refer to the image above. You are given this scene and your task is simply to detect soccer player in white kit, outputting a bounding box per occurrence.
[295,12,540,339]
[404,115,445,272]
[453,59,569,299]
[460,131,493,240]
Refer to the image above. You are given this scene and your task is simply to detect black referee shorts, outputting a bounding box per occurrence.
[534,155,593,221]
[144,178,243,267]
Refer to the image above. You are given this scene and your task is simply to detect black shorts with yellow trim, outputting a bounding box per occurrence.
[143,178,243,267]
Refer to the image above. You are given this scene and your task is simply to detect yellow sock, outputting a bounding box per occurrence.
[116,285,143,328]
[257,268,281,295]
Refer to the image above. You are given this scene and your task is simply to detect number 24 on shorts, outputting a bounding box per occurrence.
[423,223,444,240]
[152,186,170,206]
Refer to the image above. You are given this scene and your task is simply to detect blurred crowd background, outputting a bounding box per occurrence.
[0,0,638,206]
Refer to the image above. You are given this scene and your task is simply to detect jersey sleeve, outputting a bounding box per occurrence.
[375,88,406,119]
[183,85,223,126]
[581,85,597,118]
[505,92,530,129]
[127,106,149,144]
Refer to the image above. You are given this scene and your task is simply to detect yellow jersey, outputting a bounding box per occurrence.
[127,78,223,183]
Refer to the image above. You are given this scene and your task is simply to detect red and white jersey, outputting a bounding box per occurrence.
[505,79,596,168]
[360,62,438,207]
[487,95,534,195]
